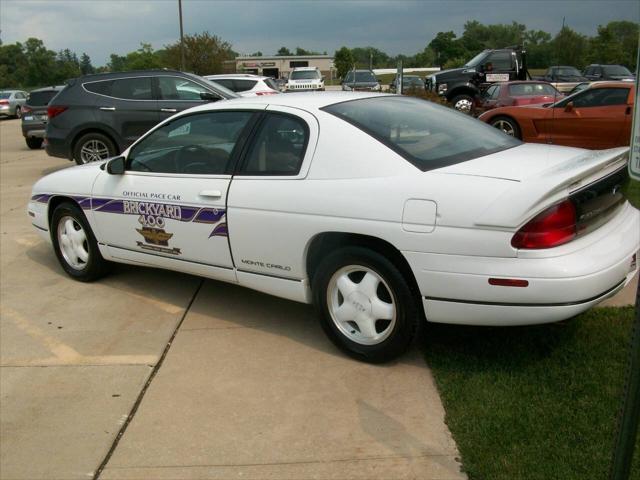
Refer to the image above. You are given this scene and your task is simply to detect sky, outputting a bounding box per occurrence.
[1,0,638,66]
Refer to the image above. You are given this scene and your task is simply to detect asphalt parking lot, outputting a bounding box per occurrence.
[0,117,467,479]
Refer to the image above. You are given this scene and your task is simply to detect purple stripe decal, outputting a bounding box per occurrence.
[194,208,225,224]
[31,194,52,203]
[209,222,228,238]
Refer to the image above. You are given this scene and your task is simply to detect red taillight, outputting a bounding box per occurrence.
[488,278,529,287]
[47,106,68,119]
[255,91,278,96]
[0,99,8,105]
[511,200,577,249]
[22,105,32,114]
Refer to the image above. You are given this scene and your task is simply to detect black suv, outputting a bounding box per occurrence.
[45,70,238,164]
[22,85,65,149]
[583,64,636,82]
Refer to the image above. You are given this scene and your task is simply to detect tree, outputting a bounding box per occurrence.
[333,46,354,79]
[80,52,94,75]
[107,53,128,72]
[163,32,234,75]
[123,43,164,70]
[350,47,389,69]
[249,51,263,57]
[276,47,292,56]
[588,21,638,69]
[54,48,81,82]
[0,42,27,87]
[428,31,464,68]
[551,26,588,68]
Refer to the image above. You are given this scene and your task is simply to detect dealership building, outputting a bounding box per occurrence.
[228,55,334,79]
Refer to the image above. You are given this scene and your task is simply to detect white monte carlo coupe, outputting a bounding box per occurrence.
[29,93,639,362]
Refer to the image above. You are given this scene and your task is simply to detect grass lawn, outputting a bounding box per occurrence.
[424,306,640,480]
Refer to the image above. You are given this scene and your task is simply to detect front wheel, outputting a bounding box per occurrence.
[490,115,522,139]
[312,247,419,363]
[51,202,110,281]
[451,94,475,114]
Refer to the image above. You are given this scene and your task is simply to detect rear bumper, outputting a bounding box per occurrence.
[405,202,639,326]
[45,135,71,159]
[22,125,46,138]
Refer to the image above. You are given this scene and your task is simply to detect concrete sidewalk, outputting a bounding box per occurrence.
[101,281,465,479]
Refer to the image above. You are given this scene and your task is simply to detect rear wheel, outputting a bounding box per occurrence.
[14,106,21,119]
[312,247,419,363]
[490,115,521,139]
[51,202,110,281]
[25,137,43,149]
[73,132,117,165]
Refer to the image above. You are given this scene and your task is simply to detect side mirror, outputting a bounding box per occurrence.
[106,156,125,175]
[200,92,220,102]
[564,101,574,113]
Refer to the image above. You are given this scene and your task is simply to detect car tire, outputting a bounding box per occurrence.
[73,132,117,165]
[14,106,21,119]
[25,137,43,149]
[312,246,419,363]
[490,115,522,139]
[51,202,110,281]
[451,94,475,114]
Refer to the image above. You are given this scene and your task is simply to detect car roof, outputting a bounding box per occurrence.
[0,90,23,93]
[588,81,634,88]
[291,67,319,71]
[190,91,384,113]
[206,74,269,80]
[77,69,193,81]
[29,85,65,92]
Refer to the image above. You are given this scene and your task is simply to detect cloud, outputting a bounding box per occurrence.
[0,0,637,66]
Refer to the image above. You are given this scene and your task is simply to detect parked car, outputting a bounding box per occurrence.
[583,64,636,82]
[537,66,589,93]
[28,93,639,362]
[341,70,381,91]
[0,90,28,118]
[425,46,529,113]
[21,85,65,149]
[475,81,562,115]
[204,74,280,97]
[285,67,325,92]
[388,75,423,94]
[45,70,238,165]
[478,81,634,149]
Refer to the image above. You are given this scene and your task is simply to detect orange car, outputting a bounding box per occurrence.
[478,81,635,149]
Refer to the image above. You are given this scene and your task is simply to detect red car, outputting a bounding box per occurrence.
[475,81,563,114]
[478,81,634,150]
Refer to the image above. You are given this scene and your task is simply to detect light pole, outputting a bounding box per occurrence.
[178,0,185,71]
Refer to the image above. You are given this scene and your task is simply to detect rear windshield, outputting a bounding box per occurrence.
[554,67,582,76]
[509,83,557,96]
[264,78,279,90]
[0,92,11,99]
[290,70,320,80]
[322,96,520,171]
[27,90,60,106]
[603,65,632,76]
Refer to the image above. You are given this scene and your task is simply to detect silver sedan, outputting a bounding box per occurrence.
[0,90,28,118]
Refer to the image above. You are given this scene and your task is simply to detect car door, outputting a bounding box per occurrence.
[91,108,260,282]
[549,87,630,149]
[86,76,159,148]
[155,76,217,122]
[227,107,319,287]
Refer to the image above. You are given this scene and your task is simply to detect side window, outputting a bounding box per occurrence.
[158,77,209,101]
[84,80,114,96]
[241,113,309,176]
[15,92,25,99]
[584,67,593,76]
[127,111,254,175]
[485,85,499,99]
[212,79,235,91]
[344,72,354,83]
[110,77,153,100]
[234,80,257,92]
[572,88,629,108]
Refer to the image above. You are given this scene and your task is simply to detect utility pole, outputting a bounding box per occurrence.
[369,50,373,71]
[178,0,185,71]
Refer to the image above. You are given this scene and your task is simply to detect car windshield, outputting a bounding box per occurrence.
[403,76,422,86]
[464,51,488,68]
[509,83,558,96]
[603,65,632,76]
[554,67,582,76]
[290,70,320,80]
[352,71,377,82]
[264,78,279,90]
[323,96,520,171]
[0,92,11,99]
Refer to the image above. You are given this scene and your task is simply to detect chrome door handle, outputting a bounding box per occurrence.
[161,108,177,113]
[99,107,116,111]
[199,190,222,199]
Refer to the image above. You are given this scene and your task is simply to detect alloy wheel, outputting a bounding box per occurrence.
[79,139,110,163]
